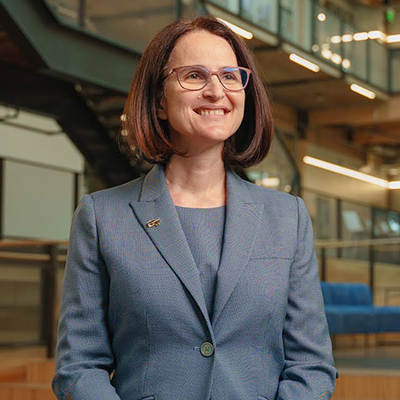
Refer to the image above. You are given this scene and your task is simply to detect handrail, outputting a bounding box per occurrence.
[315,237,400,249]
[0,251,67,263]
[0,239,68,248]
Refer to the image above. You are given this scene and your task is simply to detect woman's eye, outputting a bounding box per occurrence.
[185,71,205,80]
[222,73,239,81]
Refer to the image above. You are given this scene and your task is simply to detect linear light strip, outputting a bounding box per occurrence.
[289,53,320,72]
[350,83,376,99]
[387,34,400,43]
[303,156,389,188]
[389,182,400,189]
[216,18,253,40]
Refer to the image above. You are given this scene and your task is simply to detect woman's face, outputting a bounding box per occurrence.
[157,30,246,153]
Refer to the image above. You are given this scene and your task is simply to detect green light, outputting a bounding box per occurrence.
[386,9,396,24]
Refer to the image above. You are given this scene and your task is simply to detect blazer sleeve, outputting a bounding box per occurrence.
[52,195,121,400]
[277,197,337,400]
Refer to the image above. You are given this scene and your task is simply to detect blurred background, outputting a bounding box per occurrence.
[0,0,400,399]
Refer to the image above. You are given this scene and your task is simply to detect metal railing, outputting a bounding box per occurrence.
[315,237,400,303]
[0,240,67,358]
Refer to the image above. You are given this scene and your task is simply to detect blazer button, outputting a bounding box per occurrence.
[200,342,214,357]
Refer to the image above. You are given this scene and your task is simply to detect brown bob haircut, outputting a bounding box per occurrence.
[122,15,273,167]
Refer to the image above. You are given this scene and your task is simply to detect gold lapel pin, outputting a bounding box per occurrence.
[146,218,161,228]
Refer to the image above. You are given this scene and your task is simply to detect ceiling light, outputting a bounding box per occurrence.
[261,177,280,188]
[289,53,320,72]
[331,53,342,65]
[331,35,341,43]
[368,30,386,41]
[342,58,351,69]
[387,34,400,43]
[303,156,388,188]
[354,32,368,41]
[350,83,376,99]
[321,49,332,60]
[342,34,353,42]
[317,13,326,22]
[216,18,253,39]
[389,182,400,189]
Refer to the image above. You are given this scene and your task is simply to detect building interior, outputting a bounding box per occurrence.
[0,0,400,398]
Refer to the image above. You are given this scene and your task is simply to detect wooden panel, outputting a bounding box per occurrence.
[26,361,55,384]
[0,366,26,383]
[332,373,400,400]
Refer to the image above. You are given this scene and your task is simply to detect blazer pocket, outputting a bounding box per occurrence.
[258,396,271,400]
[140,396,155,400]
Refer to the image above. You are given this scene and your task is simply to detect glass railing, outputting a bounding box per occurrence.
[0,240,67,357]
[43,0,205,53]
[208,0,398,93]
[43,0,398,92]
[303,188,400,267]
[315,238,400,305]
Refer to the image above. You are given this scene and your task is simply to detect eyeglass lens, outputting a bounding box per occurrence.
[177,66,249,91]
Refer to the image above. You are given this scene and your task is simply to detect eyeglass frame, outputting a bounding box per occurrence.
[166,65,252,92]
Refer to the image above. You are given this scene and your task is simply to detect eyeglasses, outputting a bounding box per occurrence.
[167,65,252,91]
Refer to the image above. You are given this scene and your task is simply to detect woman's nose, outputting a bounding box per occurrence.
[202,74,225,100]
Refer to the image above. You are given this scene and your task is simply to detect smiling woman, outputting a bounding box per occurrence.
[53,16,337,400]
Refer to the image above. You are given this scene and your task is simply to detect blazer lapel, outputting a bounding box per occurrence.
[212,171,264,326]
[129,165,212,331]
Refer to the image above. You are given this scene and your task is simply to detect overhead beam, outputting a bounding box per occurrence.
[309,95,400,127]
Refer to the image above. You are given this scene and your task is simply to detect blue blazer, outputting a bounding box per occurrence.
[53,164,336,400]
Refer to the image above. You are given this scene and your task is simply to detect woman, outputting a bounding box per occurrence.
[53,16,337,400]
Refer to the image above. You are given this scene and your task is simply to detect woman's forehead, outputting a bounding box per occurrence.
[167,30,238,68]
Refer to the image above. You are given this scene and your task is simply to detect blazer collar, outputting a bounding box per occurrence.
[130,164,213,335]
[130,164,264,329]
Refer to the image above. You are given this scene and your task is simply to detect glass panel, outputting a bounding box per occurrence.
[241,0,278,33]
[209,0,239,14]
[244,132,298,195]
[181,0,206,19]
[369,40,388,90]
[304,192,338,239]
[301,0,313,51]
[374,209,400,239]
[84,0,177,53]
[392,50,400,92]
[312,5,342,69]
[342,24,367,81]
[0,266,41,345]
[374,209,400,265]
[341,201,372,261]
[279,0,298,44]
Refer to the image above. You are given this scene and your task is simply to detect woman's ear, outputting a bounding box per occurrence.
[157,96,168,120]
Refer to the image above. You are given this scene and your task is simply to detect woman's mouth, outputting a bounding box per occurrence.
[193,107,229,116]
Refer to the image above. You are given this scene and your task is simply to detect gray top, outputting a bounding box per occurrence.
[176,205,226,318]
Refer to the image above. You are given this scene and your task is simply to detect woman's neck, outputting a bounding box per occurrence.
[165,153,226,208]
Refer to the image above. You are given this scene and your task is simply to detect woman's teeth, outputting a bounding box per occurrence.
[200,109,225,116]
